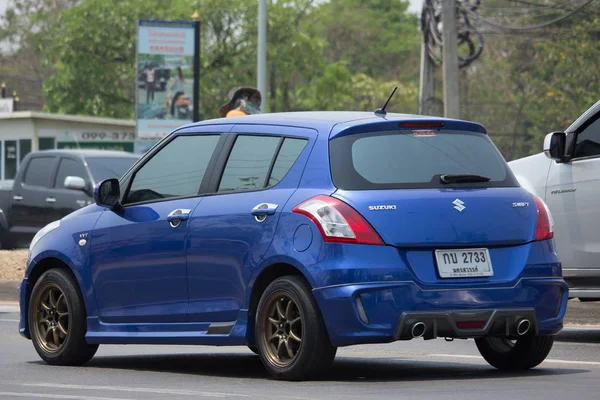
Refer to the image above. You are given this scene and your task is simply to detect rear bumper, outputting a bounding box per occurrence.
[312,278,568,347]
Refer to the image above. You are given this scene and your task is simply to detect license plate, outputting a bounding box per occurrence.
[435,248,493,278]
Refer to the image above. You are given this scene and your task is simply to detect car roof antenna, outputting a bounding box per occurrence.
[374,86,397,116]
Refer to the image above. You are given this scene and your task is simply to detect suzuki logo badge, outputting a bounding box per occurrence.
[453,199,466,212]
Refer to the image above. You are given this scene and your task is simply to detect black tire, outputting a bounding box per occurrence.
[248,345,259,355]
[28,268,98,365]
[255,275,337,381]
[475,335,554,370]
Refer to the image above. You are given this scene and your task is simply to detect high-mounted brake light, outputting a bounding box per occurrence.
[399,122,445,129]
[292,195,384,245]
[533,195,554,241]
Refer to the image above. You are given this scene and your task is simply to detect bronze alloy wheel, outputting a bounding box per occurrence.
[32,283,70,353]
[260,291,303,367]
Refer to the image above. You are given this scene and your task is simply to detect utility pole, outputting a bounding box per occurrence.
[257,0,267,112]
[192,11,201,122]
[418,34,434,116]
[442,0,460,118]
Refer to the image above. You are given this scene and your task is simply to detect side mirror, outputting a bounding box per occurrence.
[94,178,121,208]
[543,131,566,160]
[64,176,87,191]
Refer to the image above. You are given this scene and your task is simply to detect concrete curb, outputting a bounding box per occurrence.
[0,280,19,302]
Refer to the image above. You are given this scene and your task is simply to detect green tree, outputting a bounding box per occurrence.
[39,0,422,118]
[0,0,77,77]
[312,0,420,80]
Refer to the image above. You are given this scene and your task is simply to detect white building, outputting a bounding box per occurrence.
[0,111,156,181]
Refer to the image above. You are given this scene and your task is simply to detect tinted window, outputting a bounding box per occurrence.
[573,116,600,159]
[86,157,138,181]
[19,139,31,165]
[55,158,84,188]
[24,157,56,187]
[330,130,518,190]
[218,135,281,192]
[268,138,308,187]
[4,140,17,180]
[126,135,220,204]
[39,138,55,150]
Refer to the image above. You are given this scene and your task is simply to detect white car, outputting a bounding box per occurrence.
[509,100,600,301]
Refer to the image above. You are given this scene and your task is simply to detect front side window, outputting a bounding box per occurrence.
[55,158,84,189]
[126,135,220,204]
[86,157,138,182]
[218,135,281,192]
[24,157,56,188]
[330,130,518,190]
[573,116,600,159]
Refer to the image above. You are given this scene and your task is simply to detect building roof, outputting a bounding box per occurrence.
[0,111,135,127]
[34,149,140,159]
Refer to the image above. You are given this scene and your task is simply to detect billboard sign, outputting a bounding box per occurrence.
[136,20,195,140]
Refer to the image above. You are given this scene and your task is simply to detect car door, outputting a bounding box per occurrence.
[546,113,600,284]
[186,126,315,323]
[9,155,58,244]
[46,156,93,222]
[89,133,224,324]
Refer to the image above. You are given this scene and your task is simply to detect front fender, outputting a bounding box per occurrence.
[0,209,8,245]
[25,205,105,321]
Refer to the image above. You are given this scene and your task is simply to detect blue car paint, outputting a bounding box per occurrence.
[20,111,567,348]
[186,124,318,323]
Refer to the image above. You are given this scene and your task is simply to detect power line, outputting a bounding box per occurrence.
[466,0,596,31]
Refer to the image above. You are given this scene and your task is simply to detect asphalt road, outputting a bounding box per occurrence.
[1,306,600,400]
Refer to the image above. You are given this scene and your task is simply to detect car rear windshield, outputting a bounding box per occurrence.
[329,129,519,190]
[86,157,138,182]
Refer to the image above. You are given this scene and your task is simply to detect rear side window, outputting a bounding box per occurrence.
[24,157,55,187]
[330,130,518,190]
[218,135,281,192]
[268,138,308,187]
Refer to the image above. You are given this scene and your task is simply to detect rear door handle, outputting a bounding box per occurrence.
[46,197,57,204]
[167,209,191,228]
[13,195,23,201]
[251,203,278,222]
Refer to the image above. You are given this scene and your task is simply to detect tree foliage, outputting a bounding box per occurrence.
[2,0,598,160]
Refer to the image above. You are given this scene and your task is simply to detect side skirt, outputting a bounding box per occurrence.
[85,311,249,346]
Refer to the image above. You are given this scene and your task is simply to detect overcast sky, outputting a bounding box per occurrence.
[0,0,423,17]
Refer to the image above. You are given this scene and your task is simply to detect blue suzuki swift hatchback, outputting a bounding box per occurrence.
[20,111,567,380]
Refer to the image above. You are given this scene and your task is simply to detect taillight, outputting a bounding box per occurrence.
[533,195,554,241]
[292,195,384,245]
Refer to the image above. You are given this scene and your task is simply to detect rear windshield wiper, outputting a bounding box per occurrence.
[439,174,491,184]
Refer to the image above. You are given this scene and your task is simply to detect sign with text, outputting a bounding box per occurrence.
[55,130,136,143]
[0,98,14,116]
[136,20,195,140]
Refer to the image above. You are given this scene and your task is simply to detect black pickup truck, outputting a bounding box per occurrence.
[0,149,139,249]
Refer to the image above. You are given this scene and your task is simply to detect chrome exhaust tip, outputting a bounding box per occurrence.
[411,321,426,338]
[516,319,531,336]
